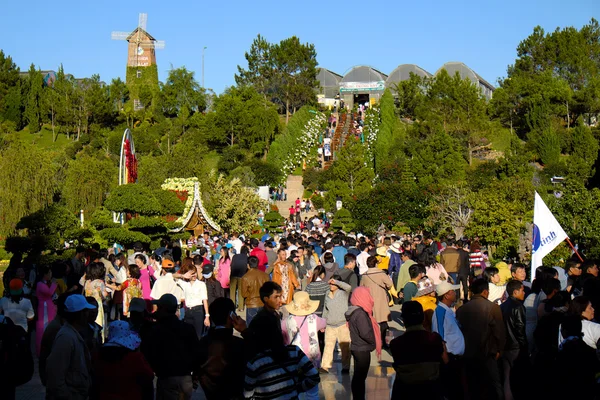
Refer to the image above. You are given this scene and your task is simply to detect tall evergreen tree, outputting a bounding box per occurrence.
[24,64,44,133]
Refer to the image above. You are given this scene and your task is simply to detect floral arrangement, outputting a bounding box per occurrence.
[161,178,198,224]
[124,139,138,183]
[280,112,327,179]
[363,106,381,164]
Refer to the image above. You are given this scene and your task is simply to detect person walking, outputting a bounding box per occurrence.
[36,265,58,356]
[360,255,393,346]
[390,301,447,399]
[345,286,381,400]
[282,291,326,372]
[431,281,465,400]
[456,279,506,400]
[320,276,352,374]
[197,298,246,400]
[179,266,210,340]
[142,294,200,400]
[272,249,299,306]
[241,256,269,326]
[243,310,320,399]
[91,320,154,400]
[500,280,528,400]
[46,295,97,400]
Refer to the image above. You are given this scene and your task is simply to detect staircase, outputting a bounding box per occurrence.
[275,175,305,218]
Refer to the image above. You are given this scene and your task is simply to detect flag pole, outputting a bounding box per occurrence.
[565,237,584,262]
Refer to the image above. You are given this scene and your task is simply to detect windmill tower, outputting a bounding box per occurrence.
[111,13,165,110]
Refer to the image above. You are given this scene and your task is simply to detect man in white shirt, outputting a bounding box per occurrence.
[432,281,465,400]
[356,243,370,275]
[230,233,243,255]
[150,258,185,312]
[179,269,210,339]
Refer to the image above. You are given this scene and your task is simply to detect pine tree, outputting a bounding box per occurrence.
[24,64,43,133]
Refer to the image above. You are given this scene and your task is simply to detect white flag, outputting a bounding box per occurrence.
[531,192,568,277]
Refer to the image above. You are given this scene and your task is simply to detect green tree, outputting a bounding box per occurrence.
[205,175,266,234]
[161,67,206,118]
[392,73,426,119]
[62,154,117,214]
[235,34,273,97]
[24,64,43,133]
[15,205,79,250]
[0,50,24,128]
[104,184,162,216]
[0,135,58,235]
[271,36,318,123]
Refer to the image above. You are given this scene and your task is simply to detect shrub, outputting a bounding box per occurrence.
[99,227,151,246]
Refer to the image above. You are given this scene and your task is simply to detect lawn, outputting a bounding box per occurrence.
[17,125,72,151]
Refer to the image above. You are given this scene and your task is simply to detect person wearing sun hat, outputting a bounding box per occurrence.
[92,320,154,399]
[281,291,326,371]
[413,276,437,332]
[376,245,390,273]
[0,278,34,333]
[46,294,97,400]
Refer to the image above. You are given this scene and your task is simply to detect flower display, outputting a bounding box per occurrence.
[279,112,326,180]
[161,178,198,225]
[363,106,381,164]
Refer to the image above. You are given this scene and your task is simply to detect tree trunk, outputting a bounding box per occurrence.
[286,98,290,124]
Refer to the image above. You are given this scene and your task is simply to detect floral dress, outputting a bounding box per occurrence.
[84,279,106,328]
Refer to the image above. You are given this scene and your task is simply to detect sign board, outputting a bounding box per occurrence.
[339,81,385,93]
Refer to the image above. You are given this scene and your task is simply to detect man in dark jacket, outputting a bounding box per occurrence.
[500,280,527,400]
[230,247,249,311]
[142,294,201,400]
[241,256,269,326]
[197,297,246,400]
[456,279,505,400]
[457,240,470,302]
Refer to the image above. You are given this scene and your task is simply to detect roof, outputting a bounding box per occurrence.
[171,182,221,233]
[126,27,156,42]
[317,68,343,87]
[386,64,432,87]
[435,61,495,90]
[341,65,388,83]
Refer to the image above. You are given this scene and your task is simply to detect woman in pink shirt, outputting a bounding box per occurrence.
[137,254,156,310]
[215,247,231,297]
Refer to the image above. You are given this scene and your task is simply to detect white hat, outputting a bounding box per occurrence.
[65,294,97,313]
[435,282,461,297]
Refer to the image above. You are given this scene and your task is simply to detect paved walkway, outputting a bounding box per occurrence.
[17,305,404,400]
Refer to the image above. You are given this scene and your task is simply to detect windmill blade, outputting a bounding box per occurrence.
[111,31,130,40]
[138,13,147,31]
[138,40,166,49]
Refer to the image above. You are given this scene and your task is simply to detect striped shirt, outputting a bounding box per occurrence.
[244,345,320,399]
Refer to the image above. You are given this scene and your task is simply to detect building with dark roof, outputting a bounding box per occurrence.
[435,62,494,100]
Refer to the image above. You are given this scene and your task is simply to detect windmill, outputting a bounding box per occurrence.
[111,13,165,68]
[111,13,164,109]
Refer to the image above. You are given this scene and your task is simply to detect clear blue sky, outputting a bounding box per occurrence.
[0,0,597,93]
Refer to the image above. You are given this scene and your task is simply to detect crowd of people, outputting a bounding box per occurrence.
[1,229,599,399]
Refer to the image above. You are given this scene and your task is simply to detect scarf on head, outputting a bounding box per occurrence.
[350,286,382,359]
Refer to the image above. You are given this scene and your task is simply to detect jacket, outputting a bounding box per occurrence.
[141,314,200,378]
[45,323,92,400]
[345,306,376,352]
[323,262,339,281]
[205,279,224,306]
[230,254,248,278]
[456,294,506,359]
[198,328,246,400]
[458,249,470,276]
[500,296,527,352]
[322,280,351,327]
[360,268,393,323]
[440,247,460,274]
[241,268,270,309]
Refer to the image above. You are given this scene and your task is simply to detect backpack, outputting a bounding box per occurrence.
[0,316,33,387]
